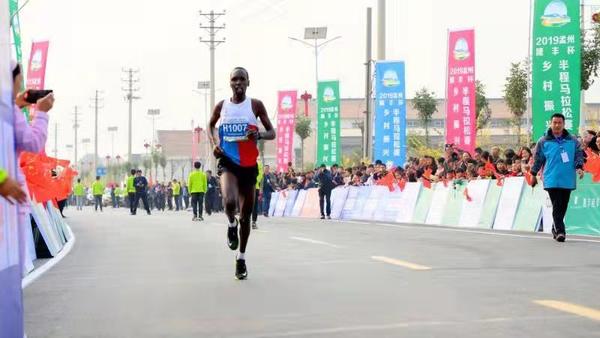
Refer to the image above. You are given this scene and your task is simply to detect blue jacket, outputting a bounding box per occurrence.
[531,129,584,190]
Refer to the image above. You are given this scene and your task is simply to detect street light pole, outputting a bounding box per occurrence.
[288,28,342,95]
[147,109,160,148]
[108,126,118,160]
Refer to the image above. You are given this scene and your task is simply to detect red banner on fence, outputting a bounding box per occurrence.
[26,41,49,116]
[445,29,476,153]
[276,90,297,173]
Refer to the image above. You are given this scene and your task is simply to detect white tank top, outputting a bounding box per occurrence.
[217,97,259,166]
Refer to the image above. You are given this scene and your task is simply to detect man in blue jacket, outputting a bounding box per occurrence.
[531,113,584,242]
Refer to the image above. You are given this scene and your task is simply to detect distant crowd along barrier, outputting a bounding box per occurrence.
[267,175,600,237]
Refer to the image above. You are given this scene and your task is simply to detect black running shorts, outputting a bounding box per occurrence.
[217,155,258,189]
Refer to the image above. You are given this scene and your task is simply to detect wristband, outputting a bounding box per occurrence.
[0,169,7,184]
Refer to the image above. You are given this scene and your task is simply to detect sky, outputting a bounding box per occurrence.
[14,0,600,161]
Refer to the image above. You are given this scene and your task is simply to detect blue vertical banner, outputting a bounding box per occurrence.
[374,61,407,167]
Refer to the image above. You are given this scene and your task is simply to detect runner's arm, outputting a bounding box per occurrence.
[208,100,224,150]
[253,99,275,141]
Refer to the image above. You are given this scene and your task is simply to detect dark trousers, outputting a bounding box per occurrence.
[167,196,173,210]
[319,189,331,217]
[191,192,205,218]
[252,189,260,222]
[547,188,572,235]
[128,192,135,213]
[205,192,215,215]
[262,191,272,216]
[134,192,151,214]
[174,195,180,210]
[94,195,103,211]
[57,199,67,216]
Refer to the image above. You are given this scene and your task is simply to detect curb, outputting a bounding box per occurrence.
[22,223,76,289]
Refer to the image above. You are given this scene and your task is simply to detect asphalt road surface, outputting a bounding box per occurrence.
[24,207,600,337]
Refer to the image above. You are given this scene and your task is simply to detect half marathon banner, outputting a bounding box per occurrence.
[445,29,476,154]
[374,61,407,166]
[532,0,580,140]
[317,80,341,166]
[9,0,23,64]
[276,90,297,172]
[26,41,50,116]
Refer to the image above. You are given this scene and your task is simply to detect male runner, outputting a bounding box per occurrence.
[208,67,275,280]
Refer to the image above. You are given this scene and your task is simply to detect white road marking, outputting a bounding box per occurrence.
[289,236,341,249]
[247,315,573,337]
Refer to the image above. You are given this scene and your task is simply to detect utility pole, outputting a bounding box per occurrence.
[90,90,104,175]
[72,106,80,166]
[377,0,386,60]
[199,10,226,118]
[365,7,373,160]
[121,68,140,163]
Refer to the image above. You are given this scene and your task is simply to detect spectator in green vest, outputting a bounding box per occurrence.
[127,169,136,215]
[114,184,124,208]
[92,176,105,212]
[172,179,182,211]
[73,178,86,211]
[251,162,263,229]
[188,161,207,221]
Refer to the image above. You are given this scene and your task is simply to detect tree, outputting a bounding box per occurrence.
[504,62,528,144]
[475,80,491,130]
[151,151,160,183]
[412,87,438,147]
[582,24,600,91]
[295,114,312,171]
[159,154,167,181]
[143,158,152,177]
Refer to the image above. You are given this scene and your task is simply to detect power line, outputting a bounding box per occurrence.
[72,106,81,166]
[199,10,226,126]
[89,90,104,174]
[121,68,141,163]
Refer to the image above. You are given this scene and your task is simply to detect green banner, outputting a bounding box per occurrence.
[565,175,600,236]
[317,80,341,166]
[532,0,581,140]
[9,0,22,64]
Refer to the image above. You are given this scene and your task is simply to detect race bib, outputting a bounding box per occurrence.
[561,151,569,163]
[221,122,249,142]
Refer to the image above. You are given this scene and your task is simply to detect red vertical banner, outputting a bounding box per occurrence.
[445,29,476,153]
[26,41,50,115]
[276,90,297,173]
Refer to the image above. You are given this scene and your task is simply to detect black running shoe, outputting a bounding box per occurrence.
[252,222,258,230]
[235,259,248,280]
[556,233,566,242]
[227,220,239,250]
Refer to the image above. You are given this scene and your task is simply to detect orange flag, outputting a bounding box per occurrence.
[463,187,472,202]
[377,171,396,192]
[397,178,407,192]
[421,177,432,189]
[583,149,600,182]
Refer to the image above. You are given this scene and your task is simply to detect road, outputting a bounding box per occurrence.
[24,207,600,337]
